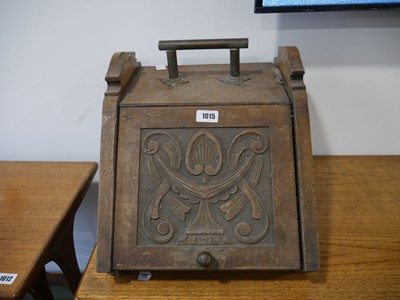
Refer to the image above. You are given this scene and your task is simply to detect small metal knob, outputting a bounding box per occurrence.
[197,251,212,267]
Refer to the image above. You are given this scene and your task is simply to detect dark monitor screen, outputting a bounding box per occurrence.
[255,0,400,13]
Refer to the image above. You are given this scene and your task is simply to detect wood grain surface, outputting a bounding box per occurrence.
[76,156,400,300]
[0,161,97,299]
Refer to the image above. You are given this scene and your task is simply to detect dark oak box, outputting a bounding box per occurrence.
[97,40,319,273]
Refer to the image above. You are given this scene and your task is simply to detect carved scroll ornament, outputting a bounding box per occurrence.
[140,129,270,246]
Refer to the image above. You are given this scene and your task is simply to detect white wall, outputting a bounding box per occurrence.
[1,1,399,272]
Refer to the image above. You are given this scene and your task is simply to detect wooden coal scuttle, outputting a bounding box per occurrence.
[97,39,319,273]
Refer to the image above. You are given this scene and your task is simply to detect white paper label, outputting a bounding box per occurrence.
[0,273,17,285]
[138,271,152,281]
[196,110,219,123]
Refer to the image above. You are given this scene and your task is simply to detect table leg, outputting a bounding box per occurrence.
[29,267,55,300]
[51,218,82,294]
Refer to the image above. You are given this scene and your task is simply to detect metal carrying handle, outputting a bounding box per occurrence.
[158,38,249,79]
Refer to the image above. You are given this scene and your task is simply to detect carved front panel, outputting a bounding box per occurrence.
[113,105,300,270]
[138,127,274,247]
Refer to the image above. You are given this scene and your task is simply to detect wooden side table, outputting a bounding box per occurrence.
[0,161,97,300]
[75,156,400,300]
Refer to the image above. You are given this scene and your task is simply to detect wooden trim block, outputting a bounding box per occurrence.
[275,46,320,271]
[97,52,141,272]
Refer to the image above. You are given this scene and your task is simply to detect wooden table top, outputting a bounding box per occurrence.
[0,161,98,299]
[75,156,400,300]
